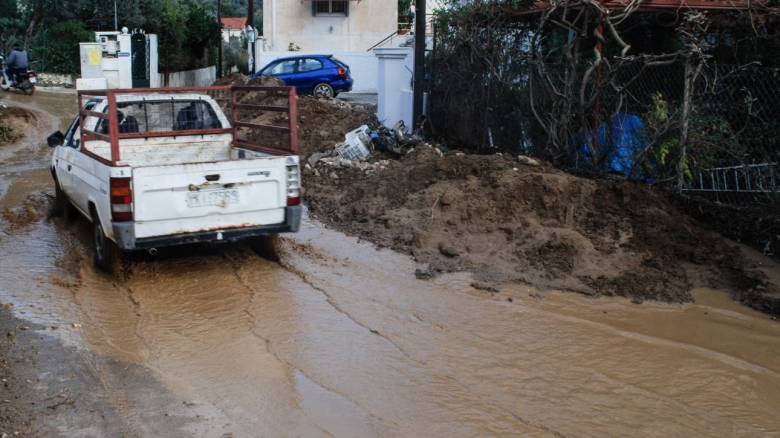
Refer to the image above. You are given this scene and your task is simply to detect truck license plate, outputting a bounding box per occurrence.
[186,189,239,208]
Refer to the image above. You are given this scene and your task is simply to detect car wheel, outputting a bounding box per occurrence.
[92,211,123,274]
[313,83,335,99]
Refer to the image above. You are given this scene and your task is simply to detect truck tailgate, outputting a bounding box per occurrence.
[132,157,289,239]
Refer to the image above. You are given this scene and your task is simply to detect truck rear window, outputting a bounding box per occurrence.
[99,100,223,134]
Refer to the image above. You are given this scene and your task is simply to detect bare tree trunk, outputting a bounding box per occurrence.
[677,55,703,191]
[677,58,692,191]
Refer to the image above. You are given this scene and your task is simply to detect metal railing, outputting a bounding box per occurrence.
[367,15,435,51]
[684,163,778,193]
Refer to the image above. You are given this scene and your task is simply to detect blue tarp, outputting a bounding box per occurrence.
[580,113,648,177]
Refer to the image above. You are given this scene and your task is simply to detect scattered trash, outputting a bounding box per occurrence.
[393,120,408,142]
[335,125,372,160]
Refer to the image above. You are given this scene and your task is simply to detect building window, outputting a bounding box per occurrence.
[312,0,348,16]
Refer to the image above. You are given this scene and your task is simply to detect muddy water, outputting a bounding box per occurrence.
[1,91,779,437]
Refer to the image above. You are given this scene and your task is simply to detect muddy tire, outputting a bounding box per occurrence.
[313,83,334,99]
[91,212,123,274]
[23,85,34,96]
[248,235,279,261]
[53,180,74,222]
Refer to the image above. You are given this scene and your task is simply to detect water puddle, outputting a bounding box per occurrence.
[1,91,779,436]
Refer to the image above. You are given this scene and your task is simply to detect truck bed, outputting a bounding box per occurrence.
[86,134,279,167]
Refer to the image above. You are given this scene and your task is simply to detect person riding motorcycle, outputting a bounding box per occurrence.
[4,45,29,86]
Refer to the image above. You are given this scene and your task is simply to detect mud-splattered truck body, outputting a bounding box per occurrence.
[48,86,301,271]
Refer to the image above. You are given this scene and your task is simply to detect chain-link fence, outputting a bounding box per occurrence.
[430,41,780,192]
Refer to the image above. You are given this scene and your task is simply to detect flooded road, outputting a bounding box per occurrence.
[1,91,779,437]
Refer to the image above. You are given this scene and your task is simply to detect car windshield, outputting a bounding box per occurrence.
[98,100,222,134]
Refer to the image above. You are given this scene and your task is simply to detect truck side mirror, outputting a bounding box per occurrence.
[47,131,65,147]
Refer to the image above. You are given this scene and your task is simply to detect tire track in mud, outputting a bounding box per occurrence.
[223,250,395,434]
[268,239,570,437]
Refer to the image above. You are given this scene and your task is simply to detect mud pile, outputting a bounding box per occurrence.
[303,145,780,314]
[213,75,377,156]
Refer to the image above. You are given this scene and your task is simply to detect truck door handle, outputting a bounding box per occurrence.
[67,165,72,171]
[205,174,220,182]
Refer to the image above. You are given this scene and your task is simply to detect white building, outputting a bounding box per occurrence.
[261,0,398,52]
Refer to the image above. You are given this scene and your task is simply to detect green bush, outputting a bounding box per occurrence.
[31,21,93,74]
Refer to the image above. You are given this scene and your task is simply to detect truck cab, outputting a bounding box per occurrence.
[48,85,301,272]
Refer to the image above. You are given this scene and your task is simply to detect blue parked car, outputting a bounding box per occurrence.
[253,54,353,98]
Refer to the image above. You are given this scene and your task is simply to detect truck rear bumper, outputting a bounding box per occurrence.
[112,205,302,250]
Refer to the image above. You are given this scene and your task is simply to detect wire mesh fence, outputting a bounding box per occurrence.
[430,48,780,200]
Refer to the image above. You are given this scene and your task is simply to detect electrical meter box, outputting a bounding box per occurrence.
[79,29,159,89]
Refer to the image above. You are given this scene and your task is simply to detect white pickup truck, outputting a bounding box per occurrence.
[47,86,302,272]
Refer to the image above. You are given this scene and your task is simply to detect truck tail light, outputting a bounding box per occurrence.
[337,67,346,78]
[110,177,133,221]
[286,164,300,206]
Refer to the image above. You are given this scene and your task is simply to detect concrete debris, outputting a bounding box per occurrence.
[438,243,460,258]
[517,155,541,167]
[414,268,433,280]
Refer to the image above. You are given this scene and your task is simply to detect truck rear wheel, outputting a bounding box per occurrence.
[92,212,123,274]
[53,179,74,222]
[249,235,279,261]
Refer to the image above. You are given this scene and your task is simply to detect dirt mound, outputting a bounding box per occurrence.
[212,73,249,86]
[296,97,376,157]
[303,146,780,314]
[212,76,377,157]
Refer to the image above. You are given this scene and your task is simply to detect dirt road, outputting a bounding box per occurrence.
[1,91,779,437]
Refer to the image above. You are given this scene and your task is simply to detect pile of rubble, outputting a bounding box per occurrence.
[304,120,438,176]
[301,127,778,315]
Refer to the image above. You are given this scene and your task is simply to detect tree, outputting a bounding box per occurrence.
[183,0,222,67]
[158,0,186,81]
[30,20,93,73]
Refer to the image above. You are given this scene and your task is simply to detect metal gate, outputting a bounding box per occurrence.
[131,33,149,88]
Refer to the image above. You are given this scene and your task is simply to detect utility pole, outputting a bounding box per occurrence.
[247,0,255,74]
[217,0,223,78]
[412,0,426,128]
[114,0,119,31]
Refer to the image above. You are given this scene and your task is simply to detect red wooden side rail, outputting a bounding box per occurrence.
[76,85,299,166]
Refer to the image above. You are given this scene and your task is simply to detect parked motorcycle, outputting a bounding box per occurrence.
[0,55,37,96]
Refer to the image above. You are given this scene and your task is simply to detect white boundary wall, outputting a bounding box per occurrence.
[374,47,413,129]
[255,49,378,93]
[159,66,216,88]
